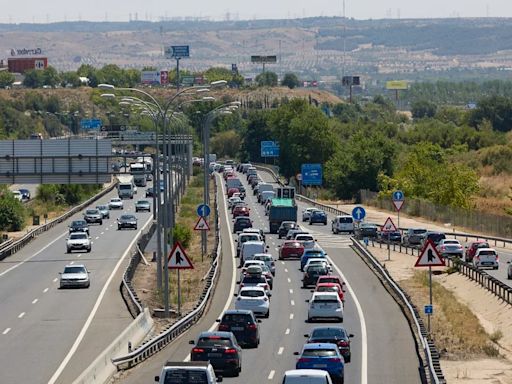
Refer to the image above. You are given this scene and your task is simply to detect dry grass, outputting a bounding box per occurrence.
[401,271,499,359]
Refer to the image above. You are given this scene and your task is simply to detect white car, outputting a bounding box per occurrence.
[235,286,270,318]
[473,248,499,269]
[109,197,124,209]
[59,264,90,288]
[282,369,333,384]
[304,258,332,273]
[12,190,23,201]
[66,232,91,253]
[252,253,276,275]
[307,292,344,323]
[228,196,242,208]
[302,208,320,222]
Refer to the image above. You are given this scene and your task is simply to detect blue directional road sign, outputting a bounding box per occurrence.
[80,118,102,130]
[352,206,366,221]
[260,141,280,158]
[392,190,405,201]
[301,164,323,186]
[166,45,190,58]
[424,304,433,315]
[196,204,211,217]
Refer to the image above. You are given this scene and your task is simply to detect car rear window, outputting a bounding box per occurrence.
[222,314,253,323]
[302,349,338,357]
[242,276,267,284]
[319,278,339,284]
[338,217,353,223]
[478,250,496,256]
[413,229,427,234]
[240,290,265,297]
[163,369,207,383]
[70,233,87,239]
[197,337,232,347]
[306,251,323,256]
[317,286,339,293]
[311,328,346,339]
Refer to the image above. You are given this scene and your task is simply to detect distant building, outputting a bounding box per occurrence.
[7,57,48,73]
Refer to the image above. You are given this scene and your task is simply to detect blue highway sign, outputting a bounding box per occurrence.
[196,204,211,217]
[424,304,433,315]
[168,45,190,58]
[260,141,280,158]
[352,206,366,221]
[301,163,323,186]
[392,190,405,201]
[80,118,102,130]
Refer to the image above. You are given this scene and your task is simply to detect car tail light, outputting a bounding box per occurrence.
[338,341,349,347]
[264,284,269,290]
[496,254,499,261]
[192,348,204,353]
[218,324,229,331]
[248,324,257,330]
[298,358,312,363]
[225,348,237,354]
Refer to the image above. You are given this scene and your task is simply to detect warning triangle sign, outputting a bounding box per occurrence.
[194,216,210,231]
[393,200,404,211]
[415,239,445,267]
[168,242,194,269]
[382,217,398,232]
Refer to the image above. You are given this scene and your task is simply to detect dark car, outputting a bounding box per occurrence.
[18,188,31,200]
[422,231,446,246]
[69,220,90,235]
[354,223,379,239]
[278,221,299,239]
[465,240,491,263]
[305,327,354,363]
[303,265,329,288]
[217,309,261,348]
[309,211,328,225]
[233,217,252,233]
[379,230,402,243]
[145,187,156,197]
[84,209,103,225]
[117,214,138,230]
[402,228,427,246]
[189,331,242,377]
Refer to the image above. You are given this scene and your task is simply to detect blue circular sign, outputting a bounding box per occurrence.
[351,206,366,221]
[197,204,211,217]
[392,190,405,201]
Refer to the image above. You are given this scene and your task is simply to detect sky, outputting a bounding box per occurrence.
[1,0,511,23]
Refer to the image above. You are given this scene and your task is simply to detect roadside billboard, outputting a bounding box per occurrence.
[386,80,408,90]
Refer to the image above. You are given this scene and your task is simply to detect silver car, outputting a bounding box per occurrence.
[436,239,464,257]
[59,264,90,288]
[96,204,110,219]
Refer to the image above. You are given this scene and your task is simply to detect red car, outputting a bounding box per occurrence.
[316,275,345,293]
[464,240,491,262]
[278,240,305,260]
[227,187,240,198]
[233,205,250,218]
[314,282,345,302]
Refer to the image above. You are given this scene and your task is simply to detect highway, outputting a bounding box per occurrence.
[117,169,422,384]
[0,183,153,384]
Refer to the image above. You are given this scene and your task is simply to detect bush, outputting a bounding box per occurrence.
[171,222,192,249]
[0,195,25,231]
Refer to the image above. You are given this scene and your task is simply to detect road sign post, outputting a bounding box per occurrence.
[168,242,194,316]
[196,204,210,262]
[392,190,405,228]
[415,239,445,334]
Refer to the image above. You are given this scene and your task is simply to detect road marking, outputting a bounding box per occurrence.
[278,347,284,355]
[43,288,49,293]
[284,268,288,273]
[287,277,291,283]
[47,214,154,384]
[77,254,81,258]
[285,328,290,335]
[18,312,25,319]
[290,300,295,306]
[281,261,285,265]
[70,261,74,265]
[268,370,275,380]
[53,278,58,283]
[0,230,68,278]
[95,236,99,240]
[3,328,11,335]
[289,289,293,294]
[32,299,38,304]
[101,232,104,235]
[290,313,294,319]
[328,255,368,384]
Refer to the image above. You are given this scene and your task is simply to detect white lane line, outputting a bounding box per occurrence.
[289,289,293,294]
[284,268,288,273]
[287,278,291,283]
[290,300,295,306]
[278,347,284,355]
[77,254,81,258]
[3,328,11,335]
[18,312,25,319]
[101,232,104,235]
[0,230,68,278]
[53,278,58,283]
[95,236,99,240]
[328,255,368,384]
[47,214,154,384]
[105,228,109,231]
[281,261,285,265]
[290,313,294,319]
[268,370,275,380]
[70,261,74,265]
[32,299,38,304]
[285,328,290,335]
[43,288,49,293]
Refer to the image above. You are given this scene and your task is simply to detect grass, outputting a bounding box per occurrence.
[402,271,500,359]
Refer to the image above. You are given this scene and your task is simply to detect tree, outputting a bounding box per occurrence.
[0,71,15,88]
[210,130,242,158]
[0,194,25,231]
[281,73,300,89]
[60,71,81,88]
[255,71,278,87]
[411,100,437,119]
[42,66,60,87]
[23,69,44,88]
[469,95,512,132]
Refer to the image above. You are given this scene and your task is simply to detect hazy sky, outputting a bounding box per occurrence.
[1,0,511,23]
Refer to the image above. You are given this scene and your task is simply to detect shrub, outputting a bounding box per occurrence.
[0,195,25,231]
[171,222,192,249]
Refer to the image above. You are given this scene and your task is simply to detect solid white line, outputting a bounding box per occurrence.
[285,328,290,335]
[32,299,38,304]
[327,255,368,384]
[0,230,68,278]
[278,347,284,355]
[43,288,49,293]
[47,214,153,384]
[18,312,25,319]
[290,313,294,319]
[3,328,11,335]
[268,370,275,380]
[290,300,295,306]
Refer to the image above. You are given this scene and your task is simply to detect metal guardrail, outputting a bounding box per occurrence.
[111,175,222,369]
[351,239,446,384]
[0,182,117,261]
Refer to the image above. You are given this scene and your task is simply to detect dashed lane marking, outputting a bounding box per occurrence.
[3,328,11,335]
[32,299,38,304]
[278,347,284,355]
[43,288,49,293]
[18,313,25,319]
[268,370,275,380]
[285,328,290,335]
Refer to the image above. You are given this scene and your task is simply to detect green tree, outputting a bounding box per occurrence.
[0,194,25,231]
[42,66,60,87]
[255,71,278,87]
[60,71,81,88]
[469,95,512,132]
[23,69,44,88]
[411,100,437,119]
[210,130,242,159]
[0,71,15,88]
[281,73,300,89]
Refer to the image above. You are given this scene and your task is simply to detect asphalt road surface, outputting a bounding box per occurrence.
[0,184,153,384]
[116,170,422,384]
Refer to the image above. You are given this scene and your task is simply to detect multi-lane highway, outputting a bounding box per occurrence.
[117,169,422,383]
[0,183,153,384]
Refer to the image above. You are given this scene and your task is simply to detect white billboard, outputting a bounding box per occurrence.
[141,71,161,85]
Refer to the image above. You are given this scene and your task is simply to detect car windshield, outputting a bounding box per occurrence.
[240,290,265,297]
[302,349,338,357]
[97,205,107,210]
[70,233,87,240]
[72,221,85,226]
[163,370,207,384]
[86,210,98,214]
[63,266,86,274]
[311,328,346,339]
[196,337,232,347]
[111,198,121,202]
[137,200,149,204]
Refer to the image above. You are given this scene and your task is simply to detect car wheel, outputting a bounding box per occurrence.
[508,274,512,280]
[118,226,121,230]
[87,248,91,253]
[265,310,270,318]
[307,317,312,323]
[339,317,344,323]
[278,234,281,239]
[86,282,90,288]
[345,355,351,363]
[99,220,103,225]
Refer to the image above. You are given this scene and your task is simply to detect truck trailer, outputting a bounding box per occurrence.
[268,198,297,234]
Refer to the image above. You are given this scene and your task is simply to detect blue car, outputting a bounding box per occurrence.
[310,210,328,225]
[301,248,327,271]
[295,343,344,384]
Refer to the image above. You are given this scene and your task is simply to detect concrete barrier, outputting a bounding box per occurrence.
[72,308,154,384]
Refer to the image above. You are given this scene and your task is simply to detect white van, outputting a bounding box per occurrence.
[240,240,268,266]
[331,215,354,234]
[282,369,333,384]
